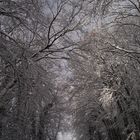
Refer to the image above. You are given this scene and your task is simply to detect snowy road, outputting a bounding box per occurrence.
[57,132,76,140]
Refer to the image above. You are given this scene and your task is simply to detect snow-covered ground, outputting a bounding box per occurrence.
[57,132,76,140]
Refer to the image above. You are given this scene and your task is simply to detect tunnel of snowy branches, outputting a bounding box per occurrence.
[0,0,140,140]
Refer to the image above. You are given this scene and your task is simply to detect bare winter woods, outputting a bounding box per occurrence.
[0,0,140,140]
